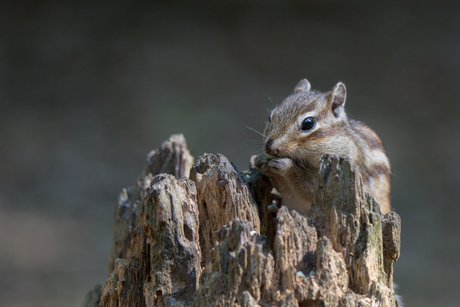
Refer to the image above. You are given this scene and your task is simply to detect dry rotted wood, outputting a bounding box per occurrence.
[83,135,401,307]
[107,134,194,272]
[189,154,265,266]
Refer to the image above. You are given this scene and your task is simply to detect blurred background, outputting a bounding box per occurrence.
[1,1,459,306]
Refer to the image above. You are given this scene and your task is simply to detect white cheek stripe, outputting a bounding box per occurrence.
[272,110,325,150]
[272,122,297,149]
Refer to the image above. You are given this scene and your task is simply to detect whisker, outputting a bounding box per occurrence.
[260,88,274,107]
[243,125,263,137]
[292,153,307,169]
[299,149,311,166]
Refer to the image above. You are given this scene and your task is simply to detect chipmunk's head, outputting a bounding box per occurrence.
[263,79,350,167]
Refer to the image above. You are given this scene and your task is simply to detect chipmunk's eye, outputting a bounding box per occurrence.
[301,117,316,131]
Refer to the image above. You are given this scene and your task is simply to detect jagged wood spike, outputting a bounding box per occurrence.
[83,136,401,307]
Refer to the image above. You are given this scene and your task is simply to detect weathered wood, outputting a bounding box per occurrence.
[108,134,194,272]
[139,174,201,306]
[82,284,101,307]
[382,211,401,288]
[189,153,264,266]
[84,135,401,307]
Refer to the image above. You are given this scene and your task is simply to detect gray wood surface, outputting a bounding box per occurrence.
[83,135,401,307]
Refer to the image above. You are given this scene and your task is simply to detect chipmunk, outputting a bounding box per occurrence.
[255,79,391,215]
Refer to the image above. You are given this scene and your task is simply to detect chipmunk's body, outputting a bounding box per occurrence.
[255,79,391,214]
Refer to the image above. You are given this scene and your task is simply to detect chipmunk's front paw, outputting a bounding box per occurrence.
[268,158,293,175]
[255,154,293,176]
[254,153,272,175]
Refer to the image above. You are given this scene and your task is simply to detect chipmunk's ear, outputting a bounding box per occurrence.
[294,79,311,92]
[328,82,347,118]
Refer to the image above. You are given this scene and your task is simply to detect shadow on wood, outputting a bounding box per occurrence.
[83,134,401,307]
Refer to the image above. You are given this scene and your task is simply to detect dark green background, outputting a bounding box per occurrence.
[1,1,458,306]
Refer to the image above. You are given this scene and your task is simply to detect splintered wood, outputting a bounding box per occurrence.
[83,134,401,307]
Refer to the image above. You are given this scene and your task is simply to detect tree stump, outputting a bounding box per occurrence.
[82,134,401,307]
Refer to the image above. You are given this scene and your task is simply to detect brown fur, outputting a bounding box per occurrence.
[256,79,391,214]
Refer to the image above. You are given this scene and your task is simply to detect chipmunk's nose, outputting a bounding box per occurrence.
[265,139,279,156]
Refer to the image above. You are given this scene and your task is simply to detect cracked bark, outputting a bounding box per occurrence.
[83,134,401,307]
